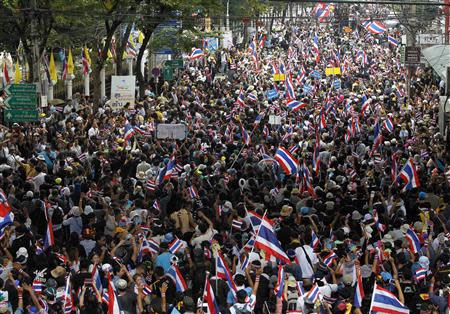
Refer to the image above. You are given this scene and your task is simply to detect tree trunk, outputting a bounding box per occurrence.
[116,23,133,75]
[136,27,153,98]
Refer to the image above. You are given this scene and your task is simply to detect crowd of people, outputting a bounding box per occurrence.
[0,18,449,314]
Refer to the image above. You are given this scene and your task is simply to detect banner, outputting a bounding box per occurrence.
[325,67,341,76]
[110,76,136,110]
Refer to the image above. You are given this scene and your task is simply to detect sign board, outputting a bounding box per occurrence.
[151,68,161,77]
[268,115,282,125]
[156,124,187,140]
[110,76,136,110]
[165,59,183,69]
[273,74,285,81]
[333,79,341,90]
[417,34,443,46]
[405,46,421,65]
[41,95,48,108]
[266,89,279,100]
[163,67,173,81]
[4,109,38,122]
[203,37,219,52]
[400,45,406,65]
[325,67,341,76]
[4,84,38,122]
[221,31,233,49]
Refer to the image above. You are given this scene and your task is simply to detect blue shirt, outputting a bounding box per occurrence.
[156,252,173,272]
[227,287,252,305]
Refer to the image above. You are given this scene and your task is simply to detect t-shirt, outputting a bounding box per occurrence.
[294,245,318,279]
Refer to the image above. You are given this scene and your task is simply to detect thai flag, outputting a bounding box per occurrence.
[138,238,154,262]
[43,220,55,250]
[323,251,338,267]
[289,144,299,155]
[383,118,394,133]
[270,61,279,75]
[373,209,386,232]
[361,98,371,118]
[313,146,320,177]
[254,113,264,126]
[188,186,199,199]
[232,219,243,230]
[241,124,251,145]
[287,100,307,112]
[236,88,246,107]
[91,265,103,297]
[54,252,68,264]
[163,155,176,181]
[216,252,237,296]
[33,278,45,293]
[123,122,135,141]
[190,48,204,60]
[319,112,327,130]
[279,62,286,74]
[274,265,285,300]
[254,215,290,264]
[263,125,269,138]
[296,281,305,297]
[106,273,121,314]
[145,179,156,192]
[248,93,257,102]
[388,35,399,47]
[415,268,427,281]
[258,34,266,48]
[305,284,320,304]
[366,21,387,34]
[166,265,188,292]
[405,227,421,254]
[63,274,74,314]
[2,64,10,86]
[203,276,220,314]
[61,50,68,81]
[168,238,185,254]
[311,230,320,249]
[285,73,296,100]
[248,39,257,54]
[354,272,365,308]
[296,66,306,85]
[395,85,406,98]
[148,238,160,254]
[357,50,368,65]
[312,36,320,62]
[0,189,13,232]
[77,152,88,162]
[369,284,409,314]
[399,158,420,191]
[82,49,90,76]
[274,147,299,175]
[152,200,160,211]
[247,210,264,232]
[142,285,152,296]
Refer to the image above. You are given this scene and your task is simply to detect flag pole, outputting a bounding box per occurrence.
[368,282,377,313]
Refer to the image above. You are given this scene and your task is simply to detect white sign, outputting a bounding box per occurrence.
[417,34,443,46]
[221,31,233,49]
[110,76,136,110]
[268,115,282,125]
[40,95,48,108]
[156,124,187,140]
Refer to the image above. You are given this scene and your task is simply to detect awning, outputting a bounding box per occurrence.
[421,45,450,81]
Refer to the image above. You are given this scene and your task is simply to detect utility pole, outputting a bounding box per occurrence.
[445,0,449,44]
[30,0,41,93]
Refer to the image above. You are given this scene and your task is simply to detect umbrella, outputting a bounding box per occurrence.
[48,99,65,105]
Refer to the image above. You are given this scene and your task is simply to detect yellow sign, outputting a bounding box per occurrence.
[325,67,341,76]
[273,74,286,81]
[343,26,352,33]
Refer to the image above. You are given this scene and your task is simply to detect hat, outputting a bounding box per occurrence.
[136,171,146,180]
[116,279,127,290]
[71,206,81,217]
[326,192,334,199]
[102,264,112,272]
[55,178,62,185]
[400,224,410,234]
[16,247,28,259]
[300,207,310,215]
[25,191,34,198]
[413,221,423,232]
[380,271,392,282]
[351,210,362,221]
[287,276,296,288]
[418,191,426,200]
[418,256,429,269]
[381,234,394,246]
[37,155,45,161]
[280,205,293,217]
[291,188,300,195]
[342,274,353,285]
[363,213,373,223]
[84,205,93,215]
[51,266,67,278]
[223,201,232,213]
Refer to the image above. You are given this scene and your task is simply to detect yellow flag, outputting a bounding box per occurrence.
[138,31,144,44]
[84,47,91,65]
[14,60,22,83]
[67,48,74,75]
[107,49,113,60]
[49,51,57,83]
[122,51,127,60]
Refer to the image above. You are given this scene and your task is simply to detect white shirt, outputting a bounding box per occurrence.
[88,127,99,138]
[294,245,318,279]
[191,227,217,249]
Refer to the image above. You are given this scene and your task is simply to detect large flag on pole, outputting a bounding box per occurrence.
[369,283,409,313]
[49,51,57,83]
[14,60,22,83]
